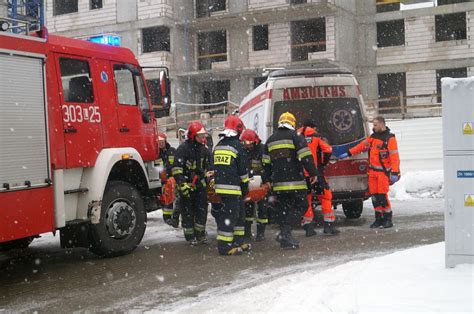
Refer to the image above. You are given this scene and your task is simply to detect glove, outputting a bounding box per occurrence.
[390,173,400,185]
[337,153,349,160]
[179,182,191,197]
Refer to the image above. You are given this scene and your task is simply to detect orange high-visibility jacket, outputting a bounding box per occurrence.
[298,127,333,177]
[349,128,400,174]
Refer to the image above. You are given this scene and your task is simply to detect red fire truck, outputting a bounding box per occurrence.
[0,28,170,256]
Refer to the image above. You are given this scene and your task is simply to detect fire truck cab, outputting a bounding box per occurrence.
[0,28,170,256]
[239,67,370,218]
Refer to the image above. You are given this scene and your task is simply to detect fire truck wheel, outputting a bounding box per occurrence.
[89,180,147,257]
[0,237,34,251]
[342,200,363,219]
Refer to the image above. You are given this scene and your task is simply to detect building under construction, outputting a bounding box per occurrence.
[2,0,474,119]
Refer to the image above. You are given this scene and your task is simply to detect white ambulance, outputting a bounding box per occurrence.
[239,68,370,218]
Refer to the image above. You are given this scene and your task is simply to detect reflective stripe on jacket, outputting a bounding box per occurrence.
[263,127,318,192]
[212,136,249,197]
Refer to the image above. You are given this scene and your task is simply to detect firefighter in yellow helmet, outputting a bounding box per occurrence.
[262,112,318,249]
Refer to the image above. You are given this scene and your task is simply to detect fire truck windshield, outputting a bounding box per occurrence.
[273,98,365,145]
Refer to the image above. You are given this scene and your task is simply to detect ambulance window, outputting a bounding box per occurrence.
[59,58,94,103]
[113,65,137,106]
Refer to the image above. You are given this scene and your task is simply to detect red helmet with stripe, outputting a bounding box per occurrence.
[240,129,260,144]
[187,121,207,142]
[224,115,245,135]
[157,132,167,141]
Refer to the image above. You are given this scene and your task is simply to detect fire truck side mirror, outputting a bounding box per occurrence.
[159,70,171,106]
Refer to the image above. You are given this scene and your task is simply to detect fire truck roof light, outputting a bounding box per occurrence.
[87,35,121,47]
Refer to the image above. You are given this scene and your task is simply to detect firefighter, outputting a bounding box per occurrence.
[240,129,268,241]
[337,116,400,228]
[154,133,178,227]
[172,121,211,245]
[212,116,250,255]
[298,120,340,236]
[262,112,318,249]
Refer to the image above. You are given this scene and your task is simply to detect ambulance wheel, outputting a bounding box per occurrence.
[89,180,147,257]
[342,200,363,219]
[0,237,34,251]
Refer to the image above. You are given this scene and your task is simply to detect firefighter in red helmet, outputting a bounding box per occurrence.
[298,120,340,236]
[212,116,250,255]
[172,121,211,245]
[240,129,268,241]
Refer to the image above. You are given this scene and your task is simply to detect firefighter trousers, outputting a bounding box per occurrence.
[162,203,174,221]
[276,191,307,233]
[368,170,392,213]
[215,196,245,255]
[244,198,268,225]
[179,189,208,241]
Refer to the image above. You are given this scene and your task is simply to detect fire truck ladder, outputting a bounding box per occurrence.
[2,0,43,34]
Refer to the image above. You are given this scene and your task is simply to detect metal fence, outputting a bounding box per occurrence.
[156,100,239,135]
[365,92,442,120]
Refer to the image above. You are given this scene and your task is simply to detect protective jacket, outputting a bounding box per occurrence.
[349,127,400,176]
[154,142,176,177]
[299,127,332,177]
[212,136,249,197]
[262,128,318,192]
[172,139,211,191]
[245,143,265,177]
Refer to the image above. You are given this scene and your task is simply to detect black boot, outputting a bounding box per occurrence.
[166,211,179,228]
[244,221,253,241]
[382,211,393,228]
[303,223,317,237]
[279,226,299,249]
[370,212,384,229]
[256,223,266,242]
[323,221,340,235]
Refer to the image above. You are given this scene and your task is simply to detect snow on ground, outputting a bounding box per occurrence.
[170,242,474,313]
[29,170,445,249]
[390,169,444,201]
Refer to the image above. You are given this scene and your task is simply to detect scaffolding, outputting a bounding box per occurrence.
[3,0,43,34]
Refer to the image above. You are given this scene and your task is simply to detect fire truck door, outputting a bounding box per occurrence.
[56,55,104,168]
[112,63,155,158]
[90,59,119,146]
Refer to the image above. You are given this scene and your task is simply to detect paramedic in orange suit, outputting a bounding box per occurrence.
[337,116,400,229]
[298,120,339,236]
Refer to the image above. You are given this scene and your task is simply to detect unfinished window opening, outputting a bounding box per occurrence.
[436,68,467,102]
[377,72,406,114]
[202,80,230,113]
[90,0,102,10]
[290,0,307,4]
[437,0,470,5]
[376,0,400,13]
[376,19,405,47]
[197,30,227,70]
[53,0,78,16]
[435,12,466,42]
[253,77,267,89]
[253,25,269,51]
[291,18,326,62]
[142,26,170,53]
[196,0,226,18]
